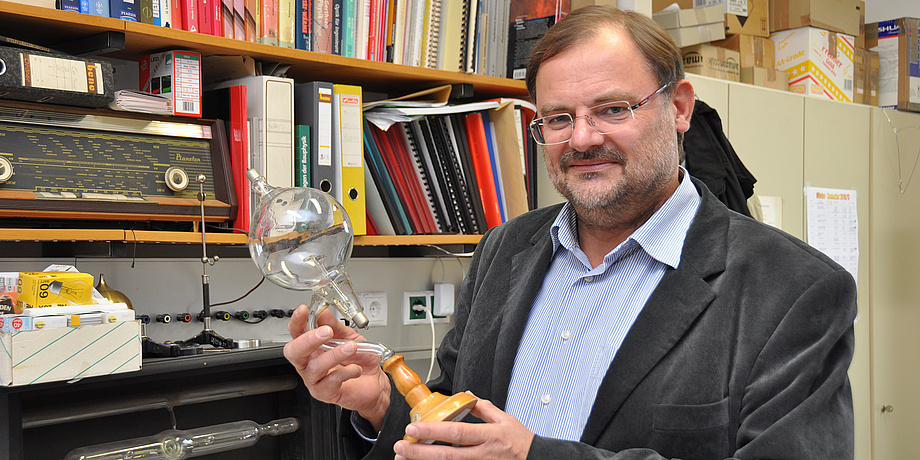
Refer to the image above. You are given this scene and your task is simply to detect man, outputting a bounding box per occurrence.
[284,6,857,459]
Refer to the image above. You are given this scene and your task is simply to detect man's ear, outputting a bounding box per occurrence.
[671,79,695,133]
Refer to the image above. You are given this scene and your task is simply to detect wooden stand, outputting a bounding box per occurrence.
[382,355,478,443]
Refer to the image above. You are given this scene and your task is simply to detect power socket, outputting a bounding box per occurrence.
[403,291,450,325]
[357,292,388,327]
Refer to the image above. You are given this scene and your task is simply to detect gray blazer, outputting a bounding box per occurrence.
[345,177,856,459]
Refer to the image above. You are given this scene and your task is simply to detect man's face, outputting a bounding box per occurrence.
[534,28,683,223]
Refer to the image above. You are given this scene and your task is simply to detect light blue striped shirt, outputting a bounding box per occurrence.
[505,170,701,441]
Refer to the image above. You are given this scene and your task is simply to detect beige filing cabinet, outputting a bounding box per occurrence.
[868,107,920,460]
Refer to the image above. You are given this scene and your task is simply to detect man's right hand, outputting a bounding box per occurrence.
[284,306,392,430]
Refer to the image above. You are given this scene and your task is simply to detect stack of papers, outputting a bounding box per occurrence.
[108,89,173,115]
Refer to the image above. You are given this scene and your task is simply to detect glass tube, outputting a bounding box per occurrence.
[63,417,300,460]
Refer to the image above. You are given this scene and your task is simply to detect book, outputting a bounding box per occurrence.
[221,0,234,37]
[436,0,462,70]
[430,115,478,233]
[445,113,485,233]
[421,0,440,68]
[60,0,80,12]
[355,0,369,60]
[278,0,295,47]
[341,0,356,57]
[233,0,245,38]
[295,0,313,50]
[160,0,172,27]
[330,0,342,55]
[374,123,434,233]
[331,83,366,235]
[507,0,563,80]
[364,120,411,234]
[110,0,139,21]
[463,111,502,229]
[405,120,454,233]
[139,0,153,23]
[294,81,335,194]
[295,124,311,187]
[482,109,506,222]
[363,165,396,235]
[197,0,211,33]
[202,85,251,233]
[259,0,279,45]
[180,0,198,31]
[211,0,224,35]
[313,0,334,53]
[244,0,259,41]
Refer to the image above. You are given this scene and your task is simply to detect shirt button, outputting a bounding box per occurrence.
[541,394,552,405]
[584,275,594,283]
[561,330,571,340]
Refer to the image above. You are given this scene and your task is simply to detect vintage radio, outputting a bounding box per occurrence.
[0,100,236,224]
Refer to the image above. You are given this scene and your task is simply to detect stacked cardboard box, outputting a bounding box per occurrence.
[654,5,726,47]
[713,33,787,90]
[865,18,920,112]
[768,0,861,102]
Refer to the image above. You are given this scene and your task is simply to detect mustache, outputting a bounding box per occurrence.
[560,147,625,169]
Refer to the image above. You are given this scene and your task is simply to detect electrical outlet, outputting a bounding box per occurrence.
[357,292,388,327]
[403,291,450,325]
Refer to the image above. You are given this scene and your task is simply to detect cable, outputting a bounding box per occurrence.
[210,276,265,307]
[418,304,437,383]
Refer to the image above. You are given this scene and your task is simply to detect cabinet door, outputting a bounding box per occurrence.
[804,98,871,460]
[687,74,729,136]
[727,84,805,239]
[869,108,920,460]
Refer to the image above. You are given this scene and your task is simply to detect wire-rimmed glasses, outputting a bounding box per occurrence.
[529,82,672,145]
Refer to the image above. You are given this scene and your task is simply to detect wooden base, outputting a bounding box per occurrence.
[382,354,479,443]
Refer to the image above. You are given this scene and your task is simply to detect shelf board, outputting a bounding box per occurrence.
[0,229,482,246]
[0,1,530,99]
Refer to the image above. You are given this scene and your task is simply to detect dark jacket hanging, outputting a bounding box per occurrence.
[683,99,757,217]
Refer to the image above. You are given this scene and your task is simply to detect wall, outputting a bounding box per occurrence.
[864,0,920,23]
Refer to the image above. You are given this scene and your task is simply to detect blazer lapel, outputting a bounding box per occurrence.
[491,222,556,409]
[580,180,729,444]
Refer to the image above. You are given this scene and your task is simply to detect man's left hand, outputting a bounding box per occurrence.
[393,396,534,460]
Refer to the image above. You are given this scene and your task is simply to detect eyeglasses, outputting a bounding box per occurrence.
[529,83,673,145]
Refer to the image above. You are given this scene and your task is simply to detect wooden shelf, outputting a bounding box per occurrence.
[0,1,504,250]
[0,1,530,100]
[0,228,481,246]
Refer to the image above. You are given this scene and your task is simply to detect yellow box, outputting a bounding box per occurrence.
[16,272,95,311]
[772,27,855,102]
[0,321,142,386]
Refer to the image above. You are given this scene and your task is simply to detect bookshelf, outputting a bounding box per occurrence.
[0,0,527,248]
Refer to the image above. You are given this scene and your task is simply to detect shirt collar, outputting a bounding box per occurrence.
[550,167,701,269]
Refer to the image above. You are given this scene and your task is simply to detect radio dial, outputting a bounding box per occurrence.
[0,157,12,183]
[165,166,189,192]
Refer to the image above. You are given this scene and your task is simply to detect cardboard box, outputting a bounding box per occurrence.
[866,18,920,112]
[853,48,880,105]
[713,34,775,68]
[0,321,141,386]
[139,50,202,117]
[16,272,95,311]
[653,5,723,29]
[769,0,860,36]
[668,22,727,47]
[741,66,789,90]
[694,0,770,38]
[773,27,855,102]
[682,44,742,81]
[856,0,865,49]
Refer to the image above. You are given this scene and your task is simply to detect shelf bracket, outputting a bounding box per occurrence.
[54,31,126,57]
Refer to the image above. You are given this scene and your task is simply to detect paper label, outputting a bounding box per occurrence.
[21,54,104,94]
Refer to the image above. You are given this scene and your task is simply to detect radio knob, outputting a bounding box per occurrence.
[0,157,12,183]
[165,166,189,192]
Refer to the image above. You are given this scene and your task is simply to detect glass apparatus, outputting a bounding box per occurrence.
[246,170,477,442]
[63,418,300,460]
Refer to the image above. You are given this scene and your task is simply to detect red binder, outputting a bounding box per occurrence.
[464,112,502,229]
